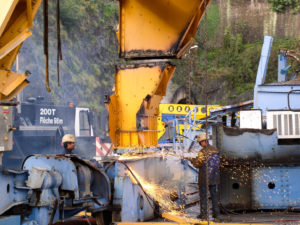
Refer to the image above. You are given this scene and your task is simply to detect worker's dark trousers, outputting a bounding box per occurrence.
[199,185,220,218]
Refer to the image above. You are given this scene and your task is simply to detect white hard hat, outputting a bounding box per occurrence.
[197,133,209,142]
[62,134,76,143]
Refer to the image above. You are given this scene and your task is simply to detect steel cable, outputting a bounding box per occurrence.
[57,0,62,86]
[203,0,210,223]
[43,0,51,92]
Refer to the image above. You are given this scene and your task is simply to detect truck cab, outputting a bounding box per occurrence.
[2,98,96,169]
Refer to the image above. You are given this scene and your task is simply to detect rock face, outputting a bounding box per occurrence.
[216,0,300,43]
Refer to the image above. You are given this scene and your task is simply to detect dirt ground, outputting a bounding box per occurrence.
[185,204,300,224]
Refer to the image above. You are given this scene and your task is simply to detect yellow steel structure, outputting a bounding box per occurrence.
[117,212,270,225]
[0,0,42,101]
[111,0,211,149]
[108,63,175,148]
[118,0,211,59]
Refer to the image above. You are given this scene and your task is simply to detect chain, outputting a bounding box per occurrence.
[57,0,63,86]
[203,0,210,223]
[44,0,51,92]
[186,52,192,104]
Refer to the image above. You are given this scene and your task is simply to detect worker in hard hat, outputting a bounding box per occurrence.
[62,134,76,154]
[188,133,221,221]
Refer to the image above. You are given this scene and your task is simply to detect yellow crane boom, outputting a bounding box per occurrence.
[0,0,42,101]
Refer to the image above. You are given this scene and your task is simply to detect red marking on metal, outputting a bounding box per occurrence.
[96,137,104,156]
[100,138,109,152]
[106,147,113,156]
[2,110,9,114]
[96,137,112,156]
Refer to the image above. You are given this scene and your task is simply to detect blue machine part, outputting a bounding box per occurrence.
[159,114,186,145]
[214,35,300,211]
[0,216,21,225]
[215,126,300,161]
[112,161,155,222]
[255,84,300,115]
[254,36,273,109]
[112,155,198,222]
[0,169,28,215]
[27,167,62,225]
[253,35,300,115]
[23,155,111,206]
[217,35,300,161]
[161,114,185,122]
[0,155,111,225]
[121,176,154,222]
[254,35,273,110]
[23,155,80,197]
[252,166,300,209]
[278,54,290,82]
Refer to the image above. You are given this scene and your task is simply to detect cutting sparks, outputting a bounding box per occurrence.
[128,166,185,216]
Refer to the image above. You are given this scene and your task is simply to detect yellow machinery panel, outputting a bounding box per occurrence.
[118,0,211,59]
[0,0,42,100]
[108,63,175,149]
[157,104,223,140]
[159,103,221,117]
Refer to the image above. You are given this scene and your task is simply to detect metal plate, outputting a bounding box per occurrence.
[0,106,13,151]
[118,0,210,59]
[252,166,300,209]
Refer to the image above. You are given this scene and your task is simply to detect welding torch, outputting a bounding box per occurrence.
[162,152,193,161]
[181,156,193,161]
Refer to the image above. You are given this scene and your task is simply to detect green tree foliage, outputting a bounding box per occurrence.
[196,2,220,44]
[268,0,300,13]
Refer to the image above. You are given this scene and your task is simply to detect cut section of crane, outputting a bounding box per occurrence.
[108,62,175,148]
[118,0,211,59]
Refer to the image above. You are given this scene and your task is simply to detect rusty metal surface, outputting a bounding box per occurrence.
[213,125,300,162]
[223,127,276,136]
[281,77,300,85]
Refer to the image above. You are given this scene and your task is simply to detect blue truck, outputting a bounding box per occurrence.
[2,97,96,169]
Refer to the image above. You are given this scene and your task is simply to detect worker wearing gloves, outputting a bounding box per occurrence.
[62,134,76,154]
[188,133,221,221]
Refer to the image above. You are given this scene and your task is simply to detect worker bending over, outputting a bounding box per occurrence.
[62,134,76,154]
[188,133,221,220]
